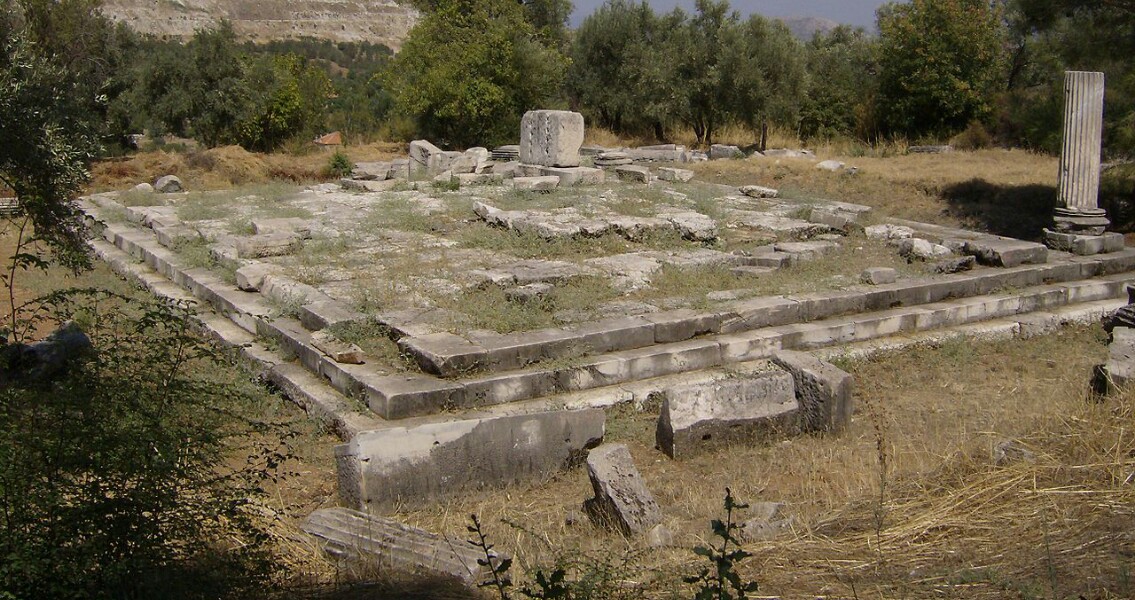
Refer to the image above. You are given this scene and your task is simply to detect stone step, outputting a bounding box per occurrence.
[302,507,491,585]
[82,198,1135,424]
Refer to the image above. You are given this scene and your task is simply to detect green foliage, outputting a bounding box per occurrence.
[567,0,682,138]
[875,0,1008,140]
[568,0,804,145]
[0,4,97,276]
[684,488,760,600]
[799,25,880,142]
[0,290,283,599]
[326,150,353,178]
[385,0,569,147]
[997,0,1135,157]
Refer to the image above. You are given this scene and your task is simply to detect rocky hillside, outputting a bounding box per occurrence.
[100,0,418,50]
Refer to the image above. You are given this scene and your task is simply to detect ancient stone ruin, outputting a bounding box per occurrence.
[1044,71,1125,255]
[75,108,1135,583]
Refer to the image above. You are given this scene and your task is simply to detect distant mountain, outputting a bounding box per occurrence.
[777,16,840,41]
[99,0,418,50]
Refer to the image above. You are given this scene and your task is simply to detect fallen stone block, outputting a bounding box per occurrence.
[251,217,312,238]
[909,145,953,154]
[235,262,280,292]
[654,370,798,459]
[336,409,605,509]
[774,240,840,262]
[582,444,663,535]
[899,238,952,261]
[352,162,393,181]
[864,224,914,241]
[815,160,844,172]
[1093,326,1135,395]
[861,267,898,285]
[302,507,494,585]
[771,350,853,432]
[520,110,585,167]
[455,173,503,186]
[657,167,695,182]
[235,232,302,258]
[512,176,560,191]
[311,330,364,364]
[808,208,858,233]
[964,238,1048,268]
[709,144,743,159]
[930,255,976,274]
[615,165,651,183]
[539,166,604,186]
[739,185,779,198]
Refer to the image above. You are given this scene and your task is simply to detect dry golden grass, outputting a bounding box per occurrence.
[350,325,1135,599]
[690,149,1060,240]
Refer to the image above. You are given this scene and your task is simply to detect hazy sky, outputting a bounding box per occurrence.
[568,0,900,30]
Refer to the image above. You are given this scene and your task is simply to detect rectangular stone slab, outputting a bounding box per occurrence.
[336,409,605,510]
[583,444,662,535]
[964,238,1048,268]
[771,350,854,432]
[655,370,798,459]
[303,507,491,584]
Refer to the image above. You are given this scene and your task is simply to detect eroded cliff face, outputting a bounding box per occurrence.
[100,0,418,50]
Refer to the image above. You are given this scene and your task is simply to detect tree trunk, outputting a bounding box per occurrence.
[759,121,768,152]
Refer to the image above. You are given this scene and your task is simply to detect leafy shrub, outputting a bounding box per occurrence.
[0,290,284,599]
[326,150,353,178]
[951,121,994,150]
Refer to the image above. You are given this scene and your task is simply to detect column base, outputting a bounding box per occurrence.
[1043,228,1125,255]
[1052,206,1109,236]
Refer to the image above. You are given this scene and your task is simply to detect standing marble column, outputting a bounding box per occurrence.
[1052,71,1109,235]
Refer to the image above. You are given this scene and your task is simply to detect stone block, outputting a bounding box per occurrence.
[555,355,629,391]
[565,316,656,354]
[655,370,798,459]
[709,144,743,159]
[539,166,604,186]
[361,374,466,420]
[455,173,503,186]
[409,139,441,177]
[461,371,557,407]
[1044,229,1125,255]
[861,267,898,285]
[519,110,585,167]
[1094,327,1135,395]
[336,409,605,509]
[300,300,365,331]
[719,296,801,333]
[614,165,651,183]
[964,238,1048,268]
[771,350,854,432]
[643,309,723,343]
[717,329,784,363]
[582,444,662,535]
[657,167,695,182]
[739,185,779,198]
[616,339,722,381]
[398,332,486,377]
[311,330,364,364]
[303,507,499,585]
[864,224,914,241]
[512,176,560,191]
[154,225,198,249]
[235,232,303,258]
